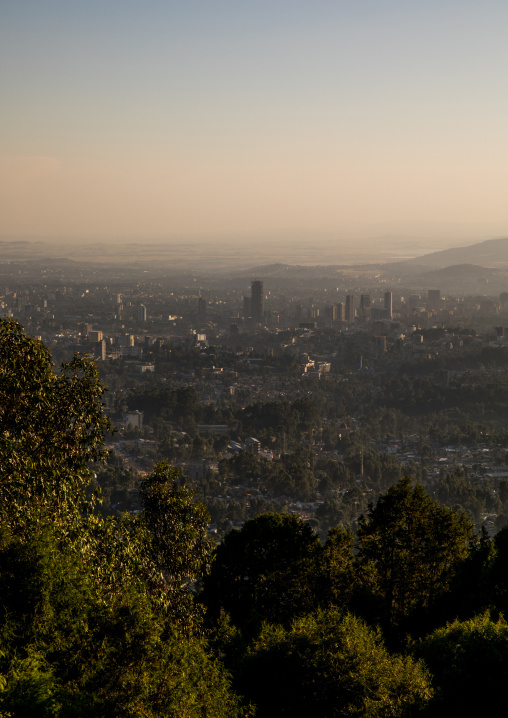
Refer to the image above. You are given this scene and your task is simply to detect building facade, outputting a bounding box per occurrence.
[251,280,264,323]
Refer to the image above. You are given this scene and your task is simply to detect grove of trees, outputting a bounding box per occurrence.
[2,319,508,715]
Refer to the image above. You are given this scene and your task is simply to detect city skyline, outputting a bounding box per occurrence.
[2,1,508,247]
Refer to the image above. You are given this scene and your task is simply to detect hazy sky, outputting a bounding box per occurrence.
[2,0,508,244]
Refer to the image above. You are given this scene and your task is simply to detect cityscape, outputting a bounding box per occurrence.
[3,0,508,713]
[5,239,508,540]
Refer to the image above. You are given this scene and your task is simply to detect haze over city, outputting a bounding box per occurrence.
[2,1,508,261]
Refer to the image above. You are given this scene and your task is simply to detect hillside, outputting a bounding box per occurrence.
[401,237,508,269]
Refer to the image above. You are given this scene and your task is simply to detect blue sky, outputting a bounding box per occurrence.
[2,0,508,243]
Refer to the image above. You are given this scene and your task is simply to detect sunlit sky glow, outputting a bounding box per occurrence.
[2,0,508,244]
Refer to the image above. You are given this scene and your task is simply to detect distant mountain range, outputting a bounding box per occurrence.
[394,264,507,295]
[238,238,508,294]
[2,235,508,295]
[400,237,508,269]
[377,237,508,293]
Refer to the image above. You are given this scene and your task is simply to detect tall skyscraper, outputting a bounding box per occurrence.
[325,305,338,321]
[360,294,371,322]
[384,291,393,320]
[251,280,264,323]
[345,294,355,323]
[137,303,147,322]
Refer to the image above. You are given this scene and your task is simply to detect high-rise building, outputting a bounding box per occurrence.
[251,280,264,323]
[137,303,147,322]
[88,329,103,343]
[360,294,371,322]
[384,291,393,320]
[118,334,135,347]
[93,339,106,361]
[325,305,338,321]
[345,295,355,323]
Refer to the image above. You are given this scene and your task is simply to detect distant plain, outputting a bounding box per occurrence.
[1,228,504,271]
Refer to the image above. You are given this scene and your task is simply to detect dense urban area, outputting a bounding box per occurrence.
[6,255,508,537]
[4,248,508,715]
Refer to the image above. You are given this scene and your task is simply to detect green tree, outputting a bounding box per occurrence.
[0,318,111,530]
[356,477,474,636]
[240,609,432,717]
[0,524,249,717]
[449,525,508,621]
[318,526,356,610]
[202,513,322,632]
[0,322,250,716]
[414,613,508,716]
[139,462,214,626]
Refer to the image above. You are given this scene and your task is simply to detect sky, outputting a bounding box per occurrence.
[2,0,508,248]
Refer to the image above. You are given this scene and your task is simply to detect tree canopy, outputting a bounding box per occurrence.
[2,319,506,716]
[139,461,214,626]
[202,512,322,632]
[414,613,508,716]
[240,609,432,717]
[0,320,249,717]
[356,477,474,636]
[0,318,111,530]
